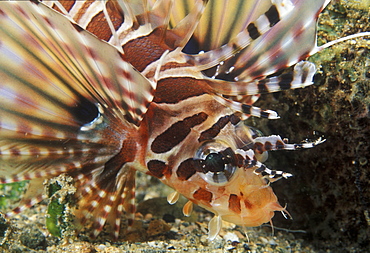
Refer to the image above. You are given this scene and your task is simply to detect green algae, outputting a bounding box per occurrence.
[45,174,76,238]
[0,182,27,210]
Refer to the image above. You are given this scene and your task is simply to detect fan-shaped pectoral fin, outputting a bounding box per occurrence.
[207,215,222,240]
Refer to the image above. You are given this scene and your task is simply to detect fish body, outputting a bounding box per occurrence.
[0,0,364,240]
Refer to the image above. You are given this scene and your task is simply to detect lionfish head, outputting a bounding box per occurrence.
[149,114,288,239]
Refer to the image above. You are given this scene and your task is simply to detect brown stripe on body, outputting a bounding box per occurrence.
[228,194,241,214]
[176,158,197,181]
[147,160,171,178]
[193,188,213,205]
[153,77,212,104]
[244,199,253,209]
[151,112,208,154]
[198,115,231,142]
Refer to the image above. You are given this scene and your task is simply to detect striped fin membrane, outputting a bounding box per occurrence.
[0,0,154,238]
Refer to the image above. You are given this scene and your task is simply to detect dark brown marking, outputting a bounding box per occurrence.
[86,46,98,60]
[122,70,133,81]
[235,154,244,167]
[229,114,241,125]
[153,77,211,104]
[176,158,197,181]
[254,164,266,173]
[257,79,269,94]
[147,160,170,178]
[193,188,213,204]
[265,141,273,151]
[242,104,251,115]
[247,23,260,40]
[265,5,280,27]
[127,218,134,227]
[299,50,312,62]
[244,199,253,209]
[151,113,208,154]
[199,115,230,142]
[127,203,136,214]
[11,148,20,156]
[43,16,54,29]
[276,140,285,150]
[260,111,270,118]
[254,142,264,154]
[229,194,241,214]
[278,72,294,90]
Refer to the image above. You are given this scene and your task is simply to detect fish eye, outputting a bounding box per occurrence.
[194,141,238,186]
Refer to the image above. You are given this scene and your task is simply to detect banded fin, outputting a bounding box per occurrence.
[201,0,331,82]
[4,178,45,216]
[213,96,280,119]
[74,168,136,239]
[0,1,150,238]
[253,136,326,153]
[182,0,296,71]
[237,149,292,182]
[249,136,326,181]
[171,0,282,51]
[206,61,316,96]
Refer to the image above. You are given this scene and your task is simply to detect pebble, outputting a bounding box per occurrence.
[19,225,46,250]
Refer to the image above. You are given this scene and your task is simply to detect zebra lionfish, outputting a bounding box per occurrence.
[0,0,368,240]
